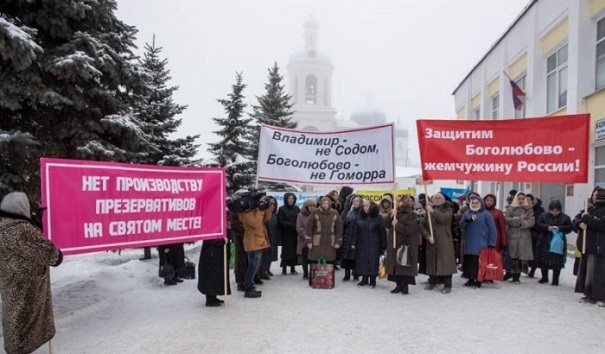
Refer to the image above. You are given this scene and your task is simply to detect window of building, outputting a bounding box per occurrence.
[473,107,481,120]
[305,75,317,105]
[491,94,499,119]
[595,145,605,187]
[597,18,605,89]
[546,44,568,113]
[514,75,527,119]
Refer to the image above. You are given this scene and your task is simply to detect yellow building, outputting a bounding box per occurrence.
[453,0,605,214]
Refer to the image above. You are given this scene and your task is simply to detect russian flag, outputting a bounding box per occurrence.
[509,79,525,111]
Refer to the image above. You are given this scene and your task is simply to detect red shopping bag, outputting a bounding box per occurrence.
[477,248,504,282]
[311,258,334,289]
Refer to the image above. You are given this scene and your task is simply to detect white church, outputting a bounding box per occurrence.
[286,17,413,172]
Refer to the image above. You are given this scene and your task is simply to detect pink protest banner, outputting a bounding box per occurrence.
[41,158,226,255]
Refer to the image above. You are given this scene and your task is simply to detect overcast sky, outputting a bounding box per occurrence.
[116,0,530,164]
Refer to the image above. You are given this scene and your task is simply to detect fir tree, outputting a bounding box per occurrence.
[248,63,296,177]
[134,36,200,167]
[207,72,254,196]
[0,0,150,202]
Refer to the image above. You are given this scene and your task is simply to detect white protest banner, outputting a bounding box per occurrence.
[258,124,395,185]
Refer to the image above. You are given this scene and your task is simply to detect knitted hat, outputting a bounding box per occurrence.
[0,192,31,219]
[548,200,562,211]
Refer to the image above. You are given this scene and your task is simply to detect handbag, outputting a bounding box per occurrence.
[477,248,504,282]
[179,257,196,279]
[549,230,565,255]
[311,257,335,289]
[377,255,387,279]
[396,244,411,266]
[159,263,175,279]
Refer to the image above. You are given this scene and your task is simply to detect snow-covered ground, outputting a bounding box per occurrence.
[2,244,604,354]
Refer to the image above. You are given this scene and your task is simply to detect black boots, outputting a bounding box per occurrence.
[528,268,536,278]
[512,273,521,283]
[391,283,408,294]
[538,268,549,284]
[357,276,369,287]
[343,269,351,281]
[245,289,261,298]
[369,276,377,288]
[552,269,561,286]
[391,284,402,293]
[205,295,224,307]
[290,266,298,275]
[282,266,287,275]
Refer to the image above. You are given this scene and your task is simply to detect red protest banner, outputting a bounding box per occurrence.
[416,114,589,183]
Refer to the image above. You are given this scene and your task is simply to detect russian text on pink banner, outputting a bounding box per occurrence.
[41,158,226,255]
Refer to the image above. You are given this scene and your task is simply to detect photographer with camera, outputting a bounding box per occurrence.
[233,189,272,298]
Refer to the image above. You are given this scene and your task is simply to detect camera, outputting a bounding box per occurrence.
[228,187,267,213]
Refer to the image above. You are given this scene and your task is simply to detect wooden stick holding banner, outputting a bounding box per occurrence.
[424,184,434,240]
[224,237,228,305]
[582,196,589,254]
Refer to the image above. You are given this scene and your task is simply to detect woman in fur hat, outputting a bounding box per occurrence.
[0,192,63,354]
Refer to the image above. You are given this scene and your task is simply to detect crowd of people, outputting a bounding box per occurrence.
[215,186,605,307]
[2,185,605,352]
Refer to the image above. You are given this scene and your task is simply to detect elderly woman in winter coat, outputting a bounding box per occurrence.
[422,192,457,294]
[278,193,301,275]
[386,196,421,295]
[341,194,362,281]
[0,192,63,354]
[574,186,605,305]
[296,199,317,280]
[504,192,535,283]
[459,194,497,288]
[306,196,343,285]
[354,199,387,288]
[534,200,572,286]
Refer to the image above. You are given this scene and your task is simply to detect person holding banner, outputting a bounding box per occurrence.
[574,187,605,306]
[354,199,387,288]
[504,192,535,284]
[421,192,457,294]
[197,238,231,307]
[0,192,63,354]
[305,196,343,286]
[386,196,421,295]
[278,193,301,275]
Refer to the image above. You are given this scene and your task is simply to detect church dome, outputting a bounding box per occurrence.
[350,108,387,126]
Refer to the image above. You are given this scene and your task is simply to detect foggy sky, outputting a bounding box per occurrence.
[116,0,530,164]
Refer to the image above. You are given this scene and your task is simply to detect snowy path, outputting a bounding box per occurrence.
[2,245,604,354]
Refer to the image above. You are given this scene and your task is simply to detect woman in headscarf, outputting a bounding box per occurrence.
[574,187,605,305]
[340,195,362,281]
[354,199,387,288]
[504,192,535,283]
[459,193,497,288]
[0,192,63,354]
[386,196,421,295]
[534,200,572,286]
[305,196,343,286]
[278,193,301,275]
[296,199,317,280]
[421,192,457,294]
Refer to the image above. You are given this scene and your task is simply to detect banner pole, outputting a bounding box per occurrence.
[582,196,588,254]
[49,339,53,354]
[223,239,228,306]
[424,184,434,238]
